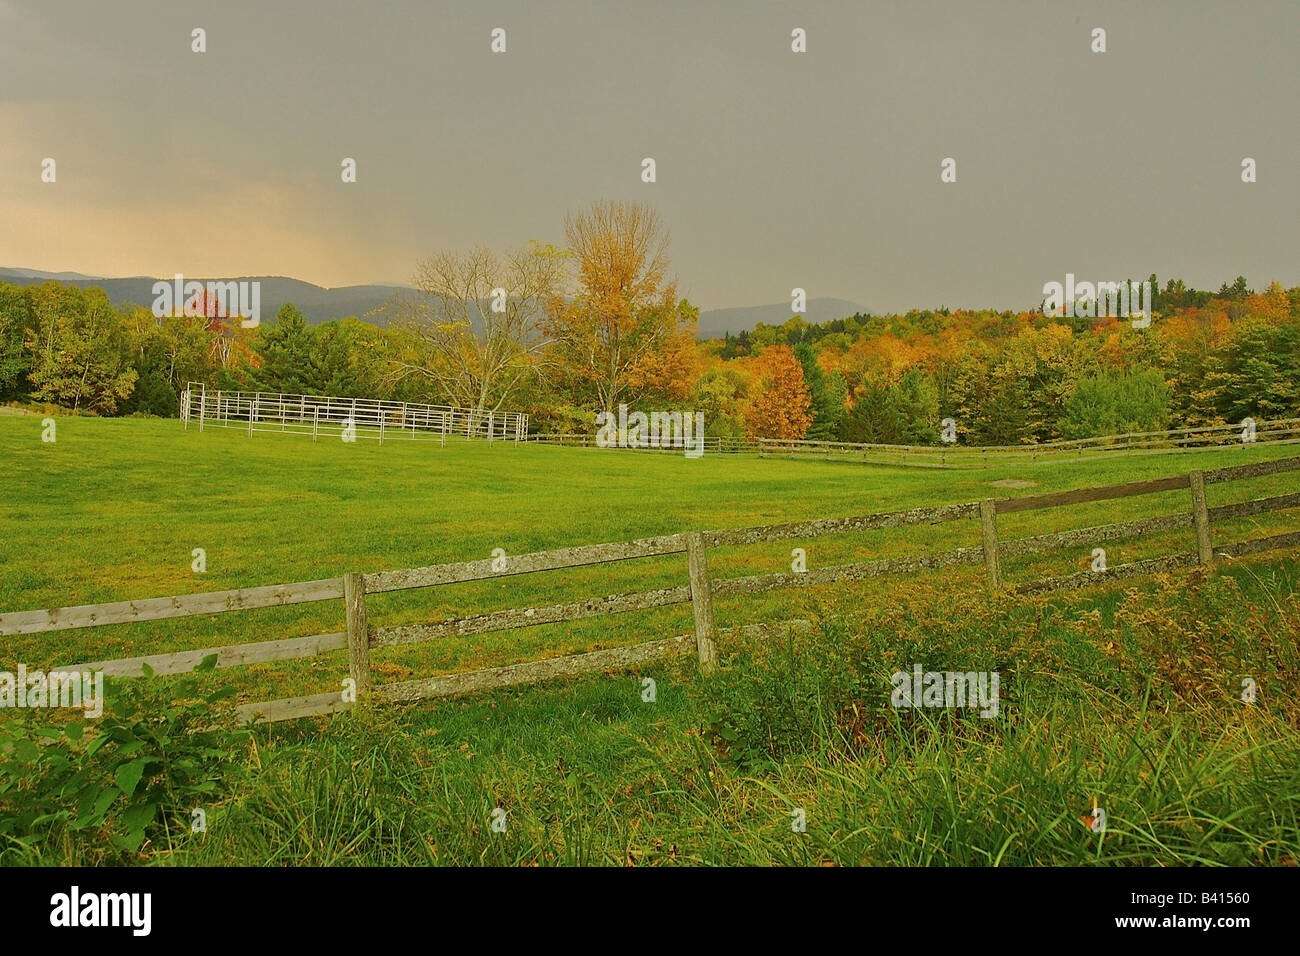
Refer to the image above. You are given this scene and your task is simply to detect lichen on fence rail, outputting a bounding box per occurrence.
[3,454,1298,724]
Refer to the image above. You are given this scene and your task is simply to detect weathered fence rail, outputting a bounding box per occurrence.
[525,418,1300,469]
[181,382,529,444]
[3,455,1297,724]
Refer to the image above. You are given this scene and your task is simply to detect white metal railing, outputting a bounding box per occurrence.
[176,384,1298,466]
[180,383,528,445]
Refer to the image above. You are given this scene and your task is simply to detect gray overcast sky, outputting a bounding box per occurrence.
[1,0,1296,313]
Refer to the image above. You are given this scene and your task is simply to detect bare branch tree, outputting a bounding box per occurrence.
[387,242,567,414]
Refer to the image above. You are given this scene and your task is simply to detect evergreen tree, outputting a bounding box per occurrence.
[248,304,317,393]
[793,343,843,440]
[881,369,939,444]
[840,378,891,443]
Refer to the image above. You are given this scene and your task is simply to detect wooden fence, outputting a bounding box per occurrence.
[178,385,1297,468]
[181,382,529,445]
[2,455,1297,724]
[526,417,1300,468]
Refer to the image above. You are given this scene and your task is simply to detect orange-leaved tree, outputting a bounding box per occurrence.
[743,344,813,439]
[188,288,258,370]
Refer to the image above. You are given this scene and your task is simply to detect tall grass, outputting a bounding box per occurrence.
[2,416,1297,865]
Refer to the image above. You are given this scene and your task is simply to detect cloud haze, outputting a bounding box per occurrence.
[2,0,1296,312]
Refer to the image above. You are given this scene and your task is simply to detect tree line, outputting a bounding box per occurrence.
[1,201,1297,445]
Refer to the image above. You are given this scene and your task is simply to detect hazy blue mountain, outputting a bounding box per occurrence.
[1,267,101,280]
[0,268,864,337]
[0,269,406,326]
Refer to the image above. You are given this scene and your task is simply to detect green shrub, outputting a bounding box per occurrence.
[1059,368,1170,439]
[0,656,248,864]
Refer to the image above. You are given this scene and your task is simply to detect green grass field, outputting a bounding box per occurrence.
[2,415,1299,865]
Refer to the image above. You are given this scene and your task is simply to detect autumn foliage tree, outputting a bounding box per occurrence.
[743,345,813,439]
[542,200,698,413]
[188,287,257,370]
[2,260,1296,443]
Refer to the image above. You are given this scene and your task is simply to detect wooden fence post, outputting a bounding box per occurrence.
[686,532,718,674]
[979,499,1002,592]
[1189,471,1214,566]
[344,572,372,697]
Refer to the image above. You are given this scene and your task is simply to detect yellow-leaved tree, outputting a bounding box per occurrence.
[542,200,698,413]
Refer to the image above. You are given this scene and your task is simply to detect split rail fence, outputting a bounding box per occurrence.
[2,455,1297,724]
[527,417,1300,468]
[180,383,529,445]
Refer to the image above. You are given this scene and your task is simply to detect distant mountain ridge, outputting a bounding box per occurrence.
[0,268,405,327]
[0,268,866,338]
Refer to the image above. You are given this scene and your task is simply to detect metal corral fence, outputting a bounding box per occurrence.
[180,382,529,444]
[525,417,1300,468]
[3,454,1297,724]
